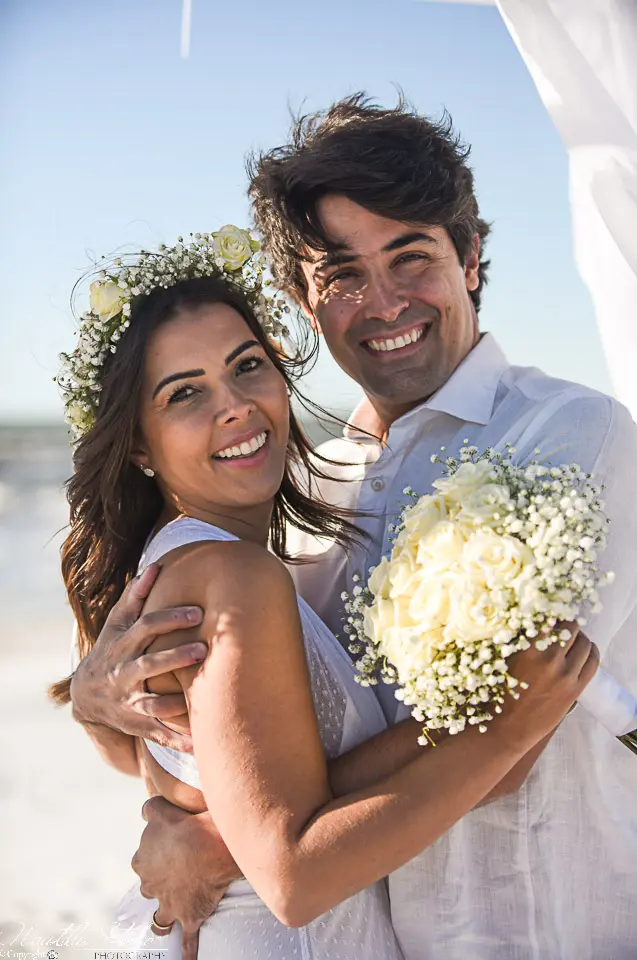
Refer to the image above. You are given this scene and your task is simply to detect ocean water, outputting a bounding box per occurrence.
[0,424,73,654]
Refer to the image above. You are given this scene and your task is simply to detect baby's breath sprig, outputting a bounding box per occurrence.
[342,444,613,744]
[57,226,290,440]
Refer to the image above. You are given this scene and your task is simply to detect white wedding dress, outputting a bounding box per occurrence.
[110,517,403,960]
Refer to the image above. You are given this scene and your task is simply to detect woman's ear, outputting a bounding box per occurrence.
[130,438,152,475]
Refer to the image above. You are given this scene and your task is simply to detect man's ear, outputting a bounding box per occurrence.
[464,234,480,292]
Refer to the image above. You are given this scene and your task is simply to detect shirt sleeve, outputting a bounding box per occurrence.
[514,393,637,655]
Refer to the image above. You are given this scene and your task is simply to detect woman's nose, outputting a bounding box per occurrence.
[214,382,255,425]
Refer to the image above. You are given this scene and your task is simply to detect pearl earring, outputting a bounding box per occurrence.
[141,466,155,478]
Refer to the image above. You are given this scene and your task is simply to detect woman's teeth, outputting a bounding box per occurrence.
[367,325,425,353]
[215,431,268,460]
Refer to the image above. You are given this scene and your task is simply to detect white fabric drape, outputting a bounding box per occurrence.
[422,0,637,420]
[495,0,637,421]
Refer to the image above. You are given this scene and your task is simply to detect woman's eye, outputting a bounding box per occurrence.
[167,384,197,404]
[236,355,265,375]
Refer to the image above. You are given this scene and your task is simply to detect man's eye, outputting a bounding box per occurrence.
[167,385,197,404]
[395,252,429,267]
[323,269,357,287]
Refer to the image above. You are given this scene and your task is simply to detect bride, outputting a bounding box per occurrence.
[50,228,598,958]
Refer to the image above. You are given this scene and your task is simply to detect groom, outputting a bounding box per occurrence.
[70,96,637,959]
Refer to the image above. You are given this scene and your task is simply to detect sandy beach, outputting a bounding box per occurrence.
[0,426,148,953]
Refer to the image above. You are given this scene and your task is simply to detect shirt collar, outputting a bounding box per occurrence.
[344,333,509,441]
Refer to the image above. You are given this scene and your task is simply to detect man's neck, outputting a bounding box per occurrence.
[355,334,485,441]
[356,396,426,444]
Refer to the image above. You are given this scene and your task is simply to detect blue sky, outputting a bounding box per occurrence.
[1,0,612,424]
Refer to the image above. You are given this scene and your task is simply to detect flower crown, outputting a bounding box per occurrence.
[58,225,290,440]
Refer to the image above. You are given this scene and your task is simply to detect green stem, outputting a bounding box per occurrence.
[617,729,637,756]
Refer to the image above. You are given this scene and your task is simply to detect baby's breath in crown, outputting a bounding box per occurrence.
[57,226,290,440]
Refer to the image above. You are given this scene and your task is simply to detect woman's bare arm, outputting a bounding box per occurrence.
[144,539,596,928]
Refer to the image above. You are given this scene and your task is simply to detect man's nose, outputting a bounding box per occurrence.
[362,273,409,324]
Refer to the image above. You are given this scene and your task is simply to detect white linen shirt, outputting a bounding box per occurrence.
[288,333,637,960]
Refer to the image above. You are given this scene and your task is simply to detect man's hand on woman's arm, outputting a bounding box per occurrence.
[133,797,243,960]
[70,563,208,756]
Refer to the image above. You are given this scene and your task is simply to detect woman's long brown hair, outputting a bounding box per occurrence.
[50,275,362,704]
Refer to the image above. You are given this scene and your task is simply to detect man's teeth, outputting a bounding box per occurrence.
[368,326,425,353]
[215,431,268,460]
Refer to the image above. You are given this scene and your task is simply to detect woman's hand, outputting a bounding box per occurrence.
[494,624,600,750]
[70,564,208,750]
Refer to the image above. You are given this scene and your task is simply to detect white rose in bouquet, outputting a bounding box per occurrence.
[461,529,534,590]
[342,443,637,751]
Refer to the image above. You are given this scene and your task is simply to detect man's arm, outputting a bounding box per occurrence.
[328,716,552,802]
[68,564,208,762]
[73,713,142,777]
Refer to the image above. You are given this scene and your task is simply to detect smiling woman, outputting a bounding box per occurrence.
[49,247,363,706]
[133,301,291,537]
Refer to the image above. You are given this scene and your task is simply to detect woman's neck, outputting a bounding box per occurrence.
[157,496,274,547]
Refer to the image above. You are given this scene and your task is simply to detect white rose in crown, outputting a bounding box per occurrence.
[66,400,89,429]
[213,225,259,271]
[89,281,127,321]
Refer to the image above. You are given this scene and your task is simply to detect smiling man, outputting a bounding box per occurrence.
[301,200,480,432]
[247,95,637,958]
[69,96,637,959]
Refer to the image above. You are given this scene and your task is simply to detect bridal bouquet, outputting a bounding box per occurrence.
[344,443,637,752]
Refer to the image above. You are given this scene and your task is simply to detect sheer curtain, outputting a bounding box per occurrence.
[495,0,637,421]
[423,0,637,420]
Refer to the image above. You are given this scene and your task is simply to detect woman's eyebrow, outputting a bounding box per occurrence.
[225,339,260,365]
[152,368,205,399]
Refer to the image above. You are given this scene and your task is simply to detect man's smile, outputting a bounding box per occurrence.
[361,321,432,358]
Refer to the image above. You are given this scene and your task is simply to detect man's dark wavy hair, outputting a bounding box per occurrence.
[248,92,491,312]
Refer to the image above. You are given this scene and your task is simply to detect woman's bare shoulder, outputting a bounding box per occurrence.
[146,538,296,619]
[143,539,299,693]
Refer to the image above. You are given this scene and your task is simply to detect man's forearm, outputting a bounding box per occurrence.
[328,719,551,803]
[327,718,426,796]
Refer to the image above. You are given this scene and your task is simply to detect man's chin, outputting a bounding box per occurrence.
[363,373,437,411]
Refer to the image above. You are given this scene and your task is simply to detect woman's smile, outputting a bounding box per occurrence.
[210,429,271,468]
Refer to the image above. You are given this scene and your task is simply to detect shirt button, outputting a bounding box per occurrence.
[371,478,385,492]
